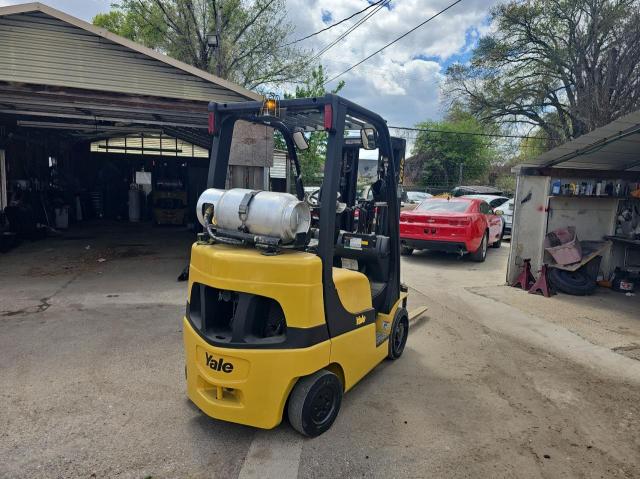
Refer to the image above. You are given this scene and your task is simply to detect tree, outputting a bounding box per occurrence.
[276,65,344,186]
[93,9,166,46]
[408,107,495,190]
[492,131,548,193]
[446,0,640,143]
[93,0,310,90]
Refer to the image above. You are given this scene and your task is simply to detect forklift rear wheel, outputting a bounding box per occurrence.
[288,369,343,437]
[401,246,414,256]
[388,308,409,360]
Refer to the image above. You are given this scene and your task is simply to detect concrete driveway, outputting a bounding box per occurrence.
[1,223,639,478]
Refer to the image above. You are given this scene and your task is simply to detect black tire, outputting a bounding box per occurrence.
[491,232,502,249]
[469,231,488,262]
[388,308,409,360]
[401,246,414,256]
[288,369,342,437]
[548,268,596,296]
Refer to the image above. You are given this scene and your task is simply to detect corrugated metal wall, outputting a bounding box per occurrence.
[270,151,287,179]
[0,11,247,103]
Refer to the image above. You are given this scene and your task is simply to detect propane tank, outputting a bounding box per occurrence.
[197,188,311,243]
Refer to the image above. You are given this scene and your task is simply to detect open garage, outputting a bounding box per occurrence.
[0,3,272,252]
[507,110,640,311]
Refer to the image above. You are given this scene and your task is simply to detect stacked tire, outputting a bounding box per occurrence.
[548,268,596,296]
[548,256,601,296]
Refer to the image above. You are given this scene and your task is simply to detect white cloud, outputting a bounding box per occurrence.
[285,0,500,129]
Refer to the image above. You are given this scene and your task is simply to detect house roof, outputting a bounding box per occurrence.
[522,109,640,172]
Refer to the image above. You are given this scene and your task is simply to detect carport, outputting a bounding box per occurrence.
[0,2,270,246]
[507,109,640,295]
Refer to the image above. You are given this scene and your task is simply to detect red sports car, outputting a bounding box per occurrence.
[399,197,503,262]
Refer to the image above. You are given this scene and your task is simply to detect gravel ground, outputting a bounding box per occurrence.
[1,223,638,478]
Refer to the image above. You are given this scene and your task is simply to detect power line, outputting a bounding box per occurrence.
[284,0,385,46]
[321,57,443,83]
[309,0,388,62]
[397,134,549,149]
[389,125,553,140]
[324,0,464,84]
[308,0,390,64]
[397,136,547,149]
[392,131,550,149]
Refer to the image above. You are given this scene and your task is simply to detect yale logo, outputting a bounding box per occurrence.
[356,314,366,326]
[205,352,234,373]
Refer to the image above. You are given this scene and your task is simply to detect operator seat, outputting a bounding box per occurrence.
[332,267,373,313]
[334,232,391,310]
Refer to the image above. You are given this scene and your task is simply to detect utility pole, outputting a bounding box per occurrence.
[458,163,463,185]
[214,1,222,77]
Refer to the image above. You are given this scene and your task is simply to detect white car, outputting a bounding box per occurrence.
[495,198,514,235]
[462,194,510,209]
[462,194,510,237]
[406,191,432,204]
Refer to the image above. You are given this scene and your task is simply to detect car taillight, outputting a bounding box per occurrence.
[449,217,471,226]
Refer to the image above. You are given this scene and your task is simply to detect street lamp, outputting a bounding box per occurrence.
[206,33,219,49]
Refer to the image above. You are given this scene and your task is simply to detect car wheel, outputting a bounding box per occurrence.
[401,246,414,255]
[288,369,343,437]
[469,231,488,262]
[387,308,409,359]
[548,268,596,296]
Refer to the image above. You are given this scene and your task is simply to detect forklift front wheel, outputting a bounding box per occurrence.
[388,308,409,360]
[288,369,343,437]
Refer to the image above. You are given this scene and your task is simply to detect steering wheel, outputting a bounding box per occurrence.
[307,189,320,207]
[306,188,347,214]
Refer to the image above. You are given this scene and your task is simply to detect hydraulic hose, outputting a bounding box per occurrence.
[203,206,216,239]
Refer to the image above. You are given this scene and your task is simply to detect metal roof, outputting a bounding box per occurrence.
[452,185,504,195]
[0,2,260,103]
[270,150,288,179]
[522,109,640,171]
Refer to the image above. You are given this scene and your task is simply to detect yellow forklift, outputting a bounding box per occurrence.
[184,94,419,436]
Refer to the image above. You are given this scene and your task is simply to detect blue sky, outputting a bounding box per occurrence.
[0,0,111,20]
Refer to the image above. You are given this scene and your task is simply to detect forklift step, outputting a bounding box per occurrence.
[376,331,389,347]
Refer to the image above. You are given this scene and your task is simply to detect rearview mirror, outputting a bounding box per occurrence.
[292,130,309,151]
[360,128,377,150]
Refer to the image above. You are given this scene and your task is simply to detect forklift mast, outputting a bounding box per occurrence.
[204,94,401,323]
